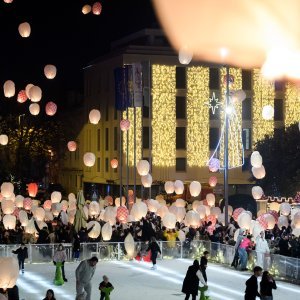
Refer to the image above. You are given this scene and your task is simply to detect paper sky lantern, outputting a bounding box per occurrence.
[137,160,150,176]
[67,141,77,152]
[293,212,300,229]
[17,90,27,103]
[51,191,62,204]
[115,197,126,207]
[27,183,38,197]
[175,198,186,208]
[162,212,177,229]
[0,257,19,289]
[45,101,57,116]
[277,215,288,229]
[185,210,200,227]
[87,221,101,239]
[25,84,33,98]
[0,134,8,146]
[252,186,264,200]
[206,193,215,207]
[178,47,193,65]
[89,109,101,124]
[175,207,186,222]
[238,212,252,230]
[280,202,291,216]
[141,174,152,188]
[103,206,117,225]
[257,215,268,230]
[157,205,168,218]
[23,198,32,210]
[44,64,57,79]
[83,152,96,167]
[262,105,274,120]
[19,210,28,226]
[82,4,92,14]
[51,203,62,217]
[209,158,220,172]
[210,207,221,218]
[117,206,129,223]
[29,103,40,116]
[174,180,184,195]
[1,200,14,214]
[264,213,276,229]
[18,22,31,38]
[120,119,130,131]
[164,181,174,194]
[131,202,147,220]
[252,165,266,179]
[124,233,135,258]
[3,214,16,230]
[45,211,54,222]
[4,0,14,3]
[178,230,186,242]
[34,207,45,222]
[43,200,52,210]
[89,201,100,216]
[60,211,68,225]
[232,207,245,221]
[15,195,24,208]
[251,151,263,168]
[110,158,118,169]
[1,182,14,198]
[29,85,42,102]
[61,200,68,212]
[148,199,159,213]
[102,222,112,241]
[206,214,217,226]
[196,205,207,219]
[3,80,15,98]
[208,176,217,187]
[192,200,200,211]
[189,181,201,197]
[92,2,102,15]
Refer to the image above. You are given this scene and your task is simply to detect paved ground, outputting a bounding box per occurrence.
[16,259,300,300]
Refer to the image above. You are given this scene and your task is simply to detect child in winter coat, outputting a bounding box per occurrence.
[99,275,114,300]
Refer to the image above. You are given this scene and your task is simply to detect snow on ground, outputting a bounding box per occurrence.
[17,259,300,300]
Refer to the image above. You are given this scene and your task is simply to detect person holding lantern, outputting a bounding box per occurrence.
[12,243,28,273]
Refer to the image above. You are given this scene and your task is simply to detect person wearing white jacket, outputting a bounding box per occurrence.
[256,231,270,269]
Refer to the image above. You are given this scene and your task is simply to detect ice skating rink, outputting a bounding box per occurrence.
[17,259,300,300]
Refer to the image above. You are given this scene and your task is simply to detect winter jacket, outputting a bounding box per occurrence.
[75,259,96,284]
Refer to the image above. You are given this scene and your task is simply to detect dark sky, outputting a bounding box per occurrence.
[0,0,157,114]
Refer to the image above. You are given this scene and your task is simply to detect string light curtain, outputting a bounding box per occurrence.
[284,82,300,127]
[186,66,210,167]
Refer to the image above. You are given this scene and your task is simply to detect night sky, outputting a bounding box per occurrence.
[0,0,158,115]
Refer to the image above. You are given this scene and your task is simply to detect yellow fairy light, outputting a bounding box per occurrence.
[284,82,300,127]
[152,65,176,167]
[252,69,274,145]
[186,67,209,167]
[220,67,243,168]
[122,107,142,166]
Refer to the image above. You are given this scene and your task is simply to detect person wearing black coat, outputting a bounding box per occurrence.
[260,271,277,300]
[0,285,20,300]
[12,243,28,273]
[200,251,209,283]
[34,221,49,244]
[244,266,263,300]
[147,237,161,270]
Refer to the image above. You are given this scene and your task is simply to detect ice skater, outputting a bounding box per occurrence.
[99,275,114,300]
[147,236,161,270]
[12,243,28,273]
[244,266,262,300]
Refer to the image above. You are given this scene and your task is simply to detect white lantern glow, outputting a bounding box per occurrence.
[175,207,186,222]
[3,215,16,229]
[89,201,100,216]
[51,203,62,217]
[162,212,177,229]
[120,119,130,131]
[178,47,193,65]
[141,174,152,188]
[262,105,274,120]
[83,152,96,167]
[51,191,62,204]
[148,199,159,212]
[278,215,288,229]
[238,212,252,230]
[206,193,215,207]
[157,205,169,218]
[44,64,57,79]
[252,165,266,179]
[115,197,126,207]
[196,205,206,219]
[1,182,14,198]
[102,222,112,241]
[164,181,174,194]
[264,213,276,229]
[89,109,101,124]
[137,160,150,176]
[92,2,102,15]
[29,103,40,116]
[34,207,45,222]
[18,22,31,38]
[110,159,118,169]
[252,186,264,200]
[189,181,201,197]
[15,195,24,208]
[67,141,77,152]
[251,151,263,168]
[208,176,217,187]
[25,84,33,98]
[29,85,42,102]
[175,198,186,208]
[45,101,57,116]
[82,4,92,14]
[210,207,221,218]
[1,200,14,214]
[3,80,15,98]
[61,200,68,212]
[280,202,291,216]
[87,221,101,239]
[174,180,184,195]
[0,257,19,289]
[208,158,220,172]
[19,210,28,226]
[185,210,201,227]
[0,134,8,146]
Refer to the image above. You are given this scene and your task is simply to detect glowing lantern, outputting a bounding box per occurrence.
[0,257,19,289]
[44,64,57,79]
[105,195,113,206]
[174,180,184,195]
[17,90,27,103]
[45,102,57,116]
[4,0,14,3]
[110,159,118,169]
[27,183,38,197]
[137,160,150,176]
[196,205,206,219]
[251,151,263,168]
[120,119,130,131]
[18,22,31,38]
[264,213,276,229]
[223,205,233,216]
[165,181,174,194]
[89,201,100,216]
[67,141,77,152]
[178,47,193,65]
[51,191,62,204]
[178,230,186,242]
[1,182,14,198]
[209,158,220,172]
[280,202,291,216]
[3,215,16,230]
[211,207,221,218]
[231,89,246,103]
[124,233,135,258]
[0,135,8,146]
[185,210,201,227]
[157,205,168,218]
[257,215,268,230]
[162,212,176,229]
[238,212,252,230]
[115,197,126,207]
[29,103,40,116]
[277,216,288,230]
[206,193,215,207]
[206,214,217,226]
[175,198,186,208]
[23,198,32,210]
[45,211,54,221]
[232,208,245,221]
[117,206,129,223]
[141,174,152,188]
[87,221,101,239]
[103,206,117,225]
[25,84,33,98]
[29,86,42,102]
[130,202,147,220]
[51,203,62,217]
[89,109,101,124]
[189,181,201,197]
[262,105,274,120]
[1,200,14,214]
[102,222,112,241]
[3,80,15,98]
[252,165,266,179]
[175,207,186,222]
[252,186,263,200]
[148,199,159,212]
[208,176,217,187]
[15,195,24,208]
[92,2,102,15]
[68,193,76,201]
[82,4,92,14]
[34,207,45,222]
[61,200,68,212]
[83,152,96,167]
[293,212,300,228]
[19,210,28,227]
[43,200,52,210]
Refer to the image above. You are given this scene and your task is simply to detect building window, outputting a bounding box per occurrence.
[176,158,186,172]
[209,128,219,150]
[105,158,109,173]
[209,68,219,90]
[274,99,283,121]
[143,106,149,118]
[242,156,250,172]
[143,126,149,149]
[114,127,118,151]
[242,70,252,90]
[176,67,186,89]
[105,128,109,151]
[242,128,251,150]
[97,129,101,151]
[97,157,101,172]
[242,98,252,121]
[176,96,186,119]
[176,127,186,150]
